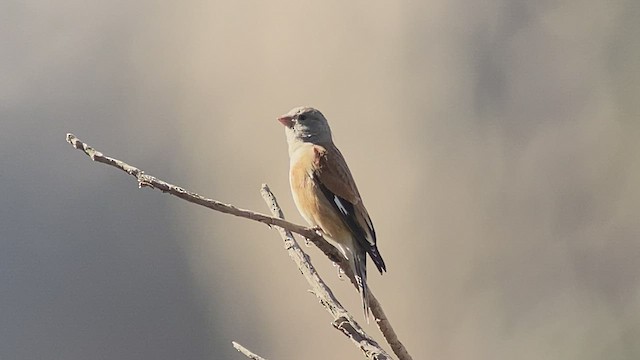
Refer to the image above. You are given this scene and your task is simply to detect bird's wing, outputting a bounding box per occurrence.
[312,145,386,273]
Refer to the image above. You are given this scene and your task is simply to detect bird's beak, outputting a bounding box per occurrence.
[278,115,294,127]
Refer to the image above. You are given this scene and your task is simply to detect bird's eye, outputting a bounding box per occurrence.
[298,114,307,121]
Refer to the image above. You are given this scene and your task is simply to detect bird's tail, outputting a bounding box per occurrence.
[353,249,371,322]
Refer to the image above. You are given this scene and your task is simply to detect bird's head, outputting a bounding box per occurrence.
[278,106,333,145]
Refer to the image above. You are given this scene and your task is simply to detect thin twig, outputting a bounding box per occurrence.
[232,341,268,360]
[285,212,413,360]
[65,133,318,239]
[65,133,412,360]
[261,185,391,359]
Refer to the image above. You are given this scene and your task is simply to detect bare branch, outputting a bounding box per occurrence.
[272,199,412,360]
[261,185,391,359]
[232,341,268,360]
[66,133,412,360]
[66,133,318,240]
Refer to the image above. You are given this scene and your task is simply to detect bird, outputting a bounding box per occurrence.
[277,106,386,319]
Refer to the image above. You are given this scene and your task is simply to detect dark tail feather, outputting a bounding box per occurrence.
[367,244,386,274]
[354,249,371,322]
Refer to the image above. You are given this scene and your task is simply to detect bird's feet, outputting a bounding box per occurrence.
[304,226,323,246]
[333,262,346,281]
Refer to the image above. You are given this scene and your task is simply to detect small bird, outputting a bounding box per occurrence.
[278,106,386,318]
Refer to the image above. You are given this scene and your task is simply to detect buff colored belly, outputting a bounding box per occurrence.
[289,169,350,242]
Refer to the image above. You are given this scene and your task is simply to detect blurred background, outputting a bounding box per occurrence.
[2,1,639,359]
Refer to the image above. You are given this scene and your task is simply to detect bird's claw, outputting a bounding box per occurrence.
[335,264,345,280]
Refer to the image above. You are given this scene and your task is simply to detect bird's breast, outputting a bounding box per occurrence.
[289,149,349,241]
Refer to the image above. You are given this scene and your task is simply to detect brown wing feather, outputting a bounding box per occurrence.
[312,145,386,273]
[313,145,361,204]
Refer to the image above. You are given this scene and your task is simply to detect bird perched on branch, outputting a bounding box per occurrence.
[278,106,386,319]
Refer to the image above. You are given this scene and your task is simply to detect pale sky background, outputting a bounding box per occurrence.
[2,1,639,359]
